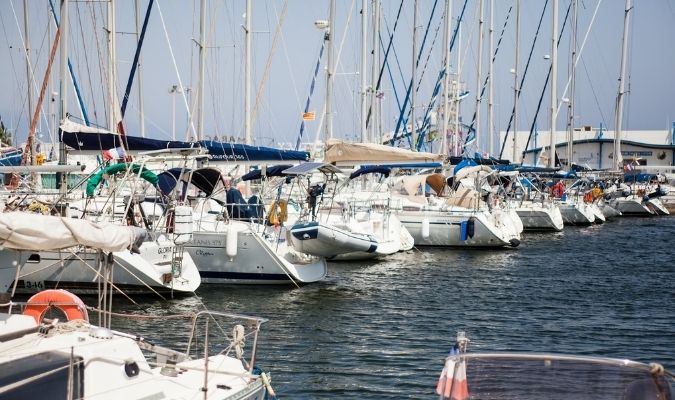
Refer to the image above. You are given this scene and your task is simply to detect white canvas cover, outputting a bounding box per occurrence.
[324,140,445,164]
[0,212,143,252]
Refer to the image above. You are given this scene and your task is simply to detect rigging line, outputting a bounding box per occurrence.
[580,58,607,129]
[119,0,154,125]
[380,31,405,146]
[521,1,573,160]
[156,0,197,140]
[47,0,91,126]
[0,6,24,144]
[382,15,414,146]
[365,0,405,130]
[416,0,472,149]
[555,0,604,119]
[10,1,52,144]
[8,0,42,139]
[252,0,289,127]
[311,0,356,149]
[77,2,99,128]
[295,39,325,150]
[86,0,106,124]
[413,10,447,150]
[498,0,550,158]
[464,5,513,142]
[391,0,442,147]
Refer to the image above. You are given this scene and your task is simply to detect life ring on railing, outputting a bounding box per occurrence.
[267,199,288,226]
[583,191,593,204]
[23,289,89,324]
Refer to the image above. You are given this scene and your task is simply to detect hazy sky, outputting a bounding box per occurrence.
[1,0,674,154]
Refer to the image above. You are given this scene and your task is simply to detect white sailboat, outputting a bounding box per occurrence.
[0,212,272,399]
[158,166,327,285]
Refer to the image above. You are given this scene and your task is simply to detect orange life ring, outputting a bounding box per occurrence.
[23,289,89,324]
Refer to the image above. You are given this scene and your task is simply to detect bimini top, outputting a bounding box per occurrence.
[156,167,224,197]
[241,164,293,181]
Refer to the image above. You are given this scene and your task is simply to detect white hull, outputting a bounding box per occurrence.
[646,198,670,215]
[600,202,622,218]
[588,203,606,224]
[514,202,564,231]
[187,221,327,285]
[399,209,521,248]
[4,235,201,295]
[611,197,654,215]
[559,202,596,225]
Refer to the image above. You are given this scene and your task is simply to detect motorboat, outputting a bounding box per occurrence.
[436,332,673,400]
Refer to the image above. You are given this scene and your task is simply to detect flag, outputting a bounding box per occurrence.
[302,111,316,121]
[436,346,469,400]
[102,146,126,161]
[623,163,632,172]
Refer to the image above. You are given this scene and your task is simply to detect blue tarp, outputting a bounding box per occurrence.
[349,166,392,180]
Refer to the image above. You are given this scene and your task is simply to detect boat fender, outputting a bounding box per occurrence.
[467,219,475,239]
[583,192,593,204]
[267,200,288,226]
[124,361,140,378]
[226,223,238,258]
[23,289,89,324]
[422,218,430,239]
[460,221,468,241]
[173,205,193,244]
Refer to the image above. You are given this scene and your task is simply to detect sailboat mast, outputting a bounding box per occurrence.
[135,0,145,137]
[411,0,419,149]
[58,0,69,192]
[107,0,116,133]
[614,0,632,171]
[440,0,453,156]
[474,0,484,151]
[566,0,578,167]
[369,0,381,144]
[360,0,368,143]
[23,0,35,164]
[512,0,520,163]
[325,0,335,143]
[453,22,462,157]
[197,0,206,141]
[245,0,252,145]
[548,0,558,168]
[487,0,494,156]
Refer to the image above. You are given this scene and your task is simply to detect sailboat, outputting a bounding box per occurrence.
[0,212,272,399]
[159,165,327,285]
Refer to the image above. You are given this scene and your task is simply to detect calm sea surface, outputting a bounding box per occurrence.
[112,216,675,399]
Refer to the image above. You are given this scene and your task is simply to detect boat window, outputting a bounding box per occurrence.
[27,254,41,263]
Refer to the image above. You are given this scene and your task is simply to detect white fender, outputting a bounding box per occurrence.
[226,223,238,258]
[422,217,430,239]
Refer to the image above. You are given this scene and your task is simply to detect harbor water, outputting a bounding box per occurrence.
[112,216,675,399]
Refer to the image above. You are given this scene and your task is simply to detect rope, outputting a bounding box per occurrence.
[231,324,245,359]
[251,0,289,125]
[86,306,196,320]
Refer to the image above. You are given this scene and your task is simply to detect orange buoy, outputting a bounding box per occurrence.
[23,289,89,324]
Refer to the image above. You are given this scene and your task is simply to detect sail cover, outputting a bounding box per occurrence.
[0,212,144,252]
[324,140,445,164]
[61,120,310,162]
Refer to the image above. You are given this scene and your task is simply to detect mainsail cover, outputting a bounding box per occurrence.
[61,120,310,162]
[0,212,144,252]
[324,140,445,164]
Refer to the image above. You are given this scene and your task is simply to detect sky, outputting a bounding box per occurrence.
[1,0,675,156]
